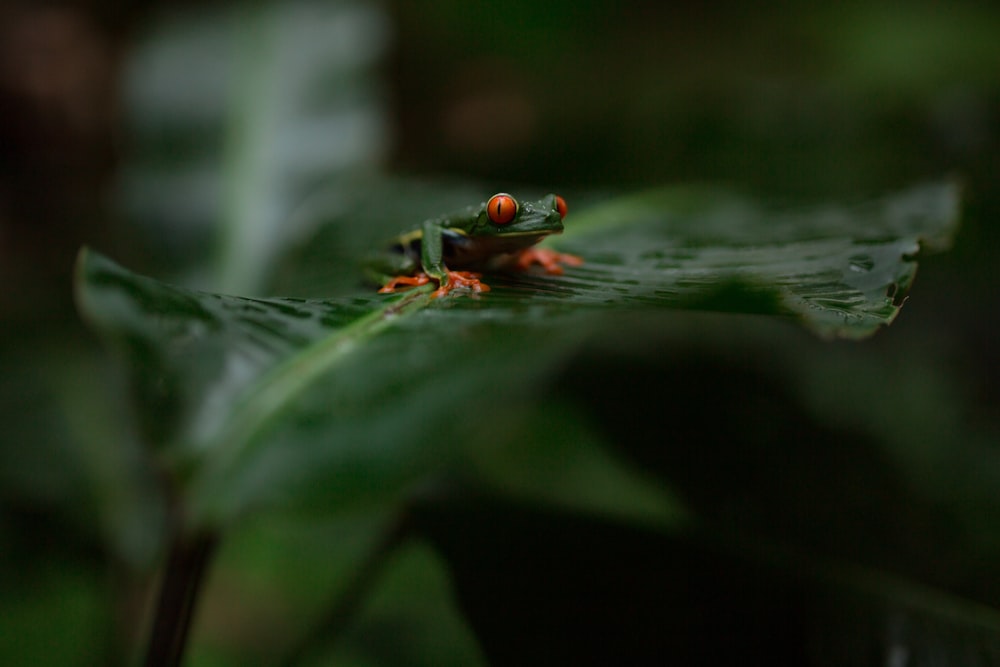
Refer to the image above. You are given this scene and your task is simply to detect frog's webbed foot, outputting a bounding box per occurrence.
[515,248,584,275]
[432,270,490,298]
[378,272,431,293]
[378,270,489,298]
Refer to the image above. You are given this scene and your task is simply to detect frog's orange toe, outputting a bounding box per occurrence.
[515,248,584,275]
[378,273,431,293]
[432,271,490,298]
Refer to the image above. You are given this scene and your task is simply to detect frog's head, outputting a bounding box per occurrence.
[470,192,567,238]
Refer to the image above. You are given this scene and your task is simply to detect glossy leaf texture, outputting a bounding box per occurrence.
[76,177,997,665]
[76,180,957,529]
[76,249,611,529]
[277,180,959,339]
[529,180,959,338]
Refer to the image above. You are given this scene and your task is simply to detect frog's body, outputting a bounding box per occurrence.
[388,227,554,274]
[370,193,582,297]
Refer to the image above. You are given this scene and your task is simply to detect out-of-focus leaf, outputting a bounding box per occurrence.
[0,559,111,666]
[0,341,164,569]
[463,399,684,524]
[315,542,488,667]
[548,315,975,587]
[119,0,389,293]
[412,495,1000,666]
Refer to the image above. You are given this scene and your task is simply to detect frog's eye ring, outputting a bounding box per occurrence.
[487,193,518,225]
[555,195,568,219]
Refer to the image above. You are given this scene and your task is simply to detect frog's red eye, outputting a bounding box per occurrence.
[487,193,518,225]
[555,195,568,219]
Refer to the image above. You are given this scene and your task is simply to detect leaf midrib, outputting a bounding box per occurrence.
[186,286,432,523]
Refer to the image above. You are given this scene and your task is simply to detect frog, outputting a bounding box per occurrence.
[369,192,583,298]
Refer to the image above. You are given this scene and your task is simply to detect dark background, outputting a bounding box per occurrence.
[2,1,999,664]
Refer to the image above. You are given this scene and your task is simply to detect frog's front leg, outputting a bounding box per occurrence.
[420,218,490,298]
[375,247,430,293]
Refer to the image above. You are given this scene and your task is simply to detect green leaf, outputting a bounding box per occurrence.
[76,248,600,528]
[0,558,111,666]
[119,0,389,293]
[277,179,959,338]
[535,179,959,338]
[76,248,436,524]
[75,181,957,530]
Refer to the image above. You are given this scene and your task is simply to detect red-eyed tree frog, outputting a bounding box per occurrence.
[370,192,582,297]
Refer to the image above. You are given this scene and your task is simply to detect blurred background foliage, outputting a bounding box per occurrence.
[2,0,1000,664]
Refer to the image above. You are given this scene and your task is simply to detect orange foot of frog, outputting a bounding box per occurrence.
[378,273,431,293]
[379,271,489,298]
[515,248,584,275]
[432,270,490,298]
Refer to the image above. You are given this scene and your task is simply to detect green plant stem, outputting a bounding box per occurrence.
[144,531,218,667]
